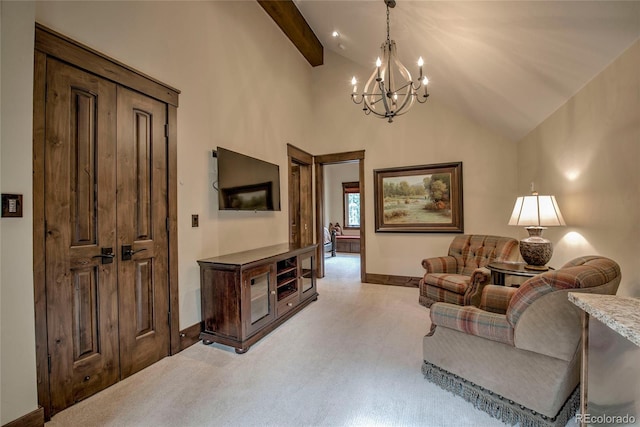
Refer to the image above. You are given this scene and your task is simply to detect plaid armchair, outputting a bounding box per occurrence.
[418,235,519,308]
[423,256,621,424]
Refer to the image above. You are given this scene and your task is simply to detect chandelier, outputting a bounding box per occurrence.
[351,0,429,123]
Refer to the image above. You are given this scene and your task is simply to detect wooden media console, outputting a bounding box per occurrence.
[198,243,318,353]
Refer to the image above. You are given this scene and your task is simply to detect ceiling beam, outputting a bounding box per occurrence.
[257,0,324,67]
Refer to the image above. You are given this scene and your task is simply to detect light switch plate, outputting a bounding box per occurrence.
[2,194,23,218]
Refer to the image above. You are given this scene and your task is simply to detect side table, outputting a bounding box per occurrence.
[487,261,553,286]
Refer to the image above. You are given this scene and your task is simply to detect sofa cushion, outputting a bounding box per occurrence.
[424,285,465,306]
[431,303,514,345]
[422,273,469,294]
[480,285,518,314]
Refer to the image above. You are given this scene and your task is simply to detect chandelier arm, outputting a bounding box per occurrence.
[362,93,386,116]
[367,96,384,106]
[363,106,388,119]
[393,81,414,92]
[393,88,416,115]
[409,80,423,91]
[415,93,429,104]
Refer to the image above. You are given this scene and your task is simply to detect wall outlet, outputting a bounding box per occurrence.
[191,214,199,227]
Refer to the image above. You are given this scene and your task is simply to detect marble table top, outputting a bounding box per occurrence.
[569,293,640,347]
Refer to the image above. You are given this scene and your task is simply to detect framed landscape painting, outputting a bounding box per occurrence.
[374,162,463,233]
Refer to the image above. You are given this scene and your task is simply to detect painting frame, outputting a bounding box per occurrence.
[374,162,463,233]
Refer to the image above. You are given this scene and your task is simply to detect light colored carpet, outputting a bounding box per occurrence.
[46,254,521,426]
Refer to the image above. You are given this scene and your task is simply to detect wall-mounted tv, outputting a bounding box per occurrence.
[216,147,281,211]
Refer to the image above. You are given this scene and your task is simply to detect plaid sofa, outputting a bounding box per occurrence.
[423,256,621,422]
[418,235,520,308]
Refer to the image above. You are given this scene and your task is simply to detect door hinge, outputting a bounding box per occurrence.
[47,354,52,373]
[168,312,171,326]
[166,217,170,232]
[164,123,169,138]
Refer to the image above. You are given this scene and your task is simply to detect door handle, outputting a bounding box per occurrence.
[121,245,148,261]
[92,247,115,264]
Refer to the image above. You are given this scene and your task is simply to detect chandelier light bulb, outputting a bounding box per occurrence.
[422,76,429,85]
[418,57,424,66]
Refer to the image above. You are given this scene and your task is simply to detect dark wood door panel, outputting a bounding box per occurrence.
[117,86,170,378]
[34,26,180,420]
[45,58,119,413]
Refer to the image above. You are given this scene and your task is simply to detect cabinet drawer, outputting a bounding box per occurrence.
[277,293,299,317]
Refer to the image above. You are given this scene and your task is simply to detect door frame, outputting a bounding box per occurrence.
[287,144,313,247]
[32,24,181,419]
[314,151,365,281]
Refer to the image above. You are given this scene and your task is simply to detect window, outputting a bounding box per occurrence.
[343,182,360,229]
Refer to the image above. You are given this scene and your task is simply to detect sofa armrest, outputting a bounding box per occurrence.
[480,285,518,314]
[422,256,458,274]
[464,267,492,306]
[430,302,514,345]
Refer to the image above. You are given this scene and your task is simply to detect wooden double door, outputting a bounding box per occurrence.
[43,58,170,413]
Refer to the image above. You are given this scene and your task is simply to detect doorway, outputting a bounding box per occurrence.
[314,151,365,281]
[33,25,180,418]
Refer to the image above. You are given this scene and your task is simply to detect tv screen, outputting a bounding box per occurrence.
[216,147,281,211]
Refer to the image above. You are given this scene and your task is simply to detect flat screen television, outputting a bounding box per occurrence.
[216,147,281,211]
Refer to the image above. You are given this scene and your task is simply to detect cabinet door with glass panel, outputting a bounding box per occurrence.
[243,264,275,336]
[299,250,316,301]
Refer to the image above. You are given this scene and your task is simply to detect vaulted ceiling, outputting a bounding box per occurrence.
[291,0,640,141]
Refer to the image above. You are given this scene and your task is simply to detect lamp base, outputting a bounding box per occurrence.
[519,227,553,270]
[524,264,549,271]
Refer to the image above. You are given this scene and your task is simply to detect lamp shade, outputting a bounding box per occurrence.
[508,193,565,270]
[508,194,566,227]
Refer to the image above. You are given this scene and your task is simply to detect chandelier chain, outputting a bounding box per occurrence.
[386,4,391,44]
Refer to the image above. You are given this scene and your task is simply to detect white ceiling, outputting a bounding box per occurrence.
[295,0,640,141]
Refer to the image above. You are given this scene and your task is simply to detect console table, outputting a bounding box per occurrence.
[569,293,640,426]
[198,243,318,354]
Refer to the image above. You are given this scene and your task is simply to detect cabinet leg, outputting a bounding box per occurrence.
[202,340,213,345]
[235,347,249,354]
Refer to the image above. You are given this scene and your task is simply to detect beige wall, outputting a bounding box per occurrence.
[1,1,313,423]
[1,1,38,423]
[311,51,519,278]
[516,40,640,297]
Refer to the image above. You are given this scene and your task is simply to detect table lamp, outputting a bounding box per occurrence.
[508,192,566,270]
